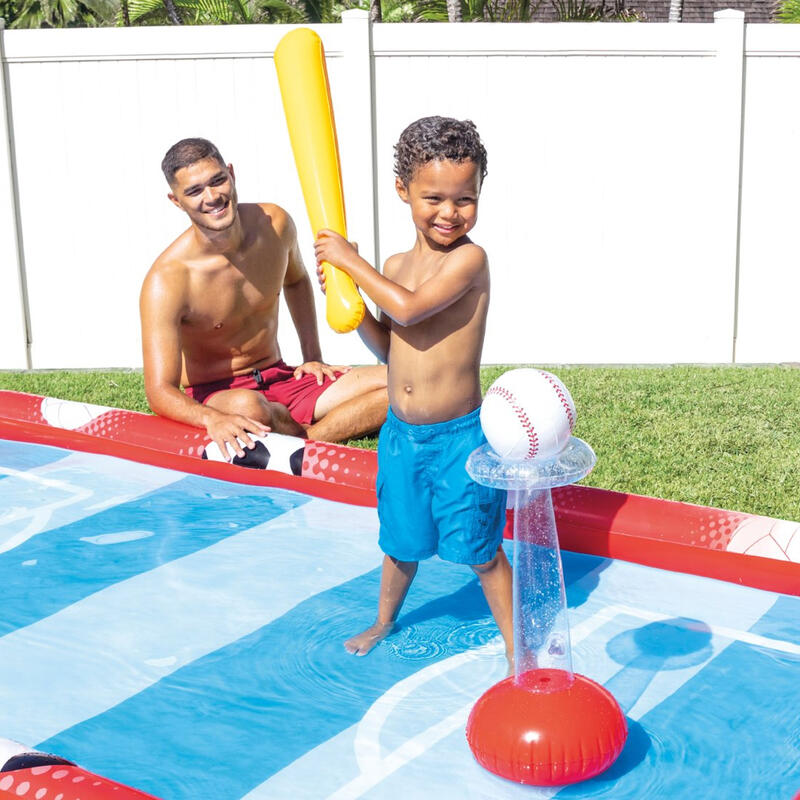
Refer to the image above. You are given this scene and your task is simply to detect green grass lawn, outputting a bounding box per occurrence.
[2,365,799,521]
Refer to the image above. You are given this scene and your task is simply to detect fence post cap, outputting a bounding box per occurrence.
[341,9,369,21]
[714,8,745,21]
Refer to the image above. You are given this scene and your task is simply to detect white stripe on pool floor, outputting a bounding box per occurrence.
[0,452,184,555]
[0,497,381,745]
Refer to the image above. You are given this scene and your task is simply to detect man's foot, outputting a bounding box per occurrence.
[344,621,396,656]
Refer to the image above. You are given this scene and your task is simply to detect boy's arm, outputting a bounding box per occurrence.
[356,305,390,363]
[314,230,484,327]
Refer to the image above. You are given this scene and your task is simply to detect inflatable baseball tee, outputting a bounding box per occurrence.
[466,369,627,785]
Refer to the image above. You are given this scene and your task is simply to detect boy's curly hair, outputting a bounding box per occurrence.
[394,117,488,187]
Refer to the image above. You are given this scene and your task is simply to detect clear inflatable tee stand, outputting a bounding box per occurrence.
[467,437,596,681]
[464,437,627,786]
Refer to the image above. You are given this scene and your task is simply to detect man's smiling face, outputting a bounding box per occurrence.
[168,157,238,233]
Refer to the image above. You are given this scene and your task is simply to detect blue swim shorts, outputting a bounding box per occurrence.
[376,407,506,565]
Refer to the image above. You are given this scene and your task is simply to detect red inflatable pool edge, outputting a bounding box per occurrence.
[0,763,160,799]
[0,390,798,597]
[0,415,376,509]
[551,486,800,596]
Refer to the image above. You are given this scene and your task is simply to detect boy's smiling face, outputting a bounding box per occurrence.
[396,158,481,249]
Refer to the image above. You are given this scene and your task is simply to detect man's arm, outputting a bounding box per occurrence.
[140,267,267,459]
[283,230,323,363]
[314,230,485,327]
[280,214,352,383]
[315,260,390,363]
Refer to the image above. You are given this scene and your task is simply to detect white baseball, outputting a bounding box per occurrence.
[480,369,577,462]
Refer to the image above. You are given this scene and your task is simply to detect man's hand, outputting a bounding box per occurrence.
[293,361,351,386]
[204,408,270,461]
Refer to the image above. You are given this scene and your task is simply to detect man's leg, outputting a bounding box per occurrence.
[345,554,418,656]
[206,388,306,437]
[307,365,388,442]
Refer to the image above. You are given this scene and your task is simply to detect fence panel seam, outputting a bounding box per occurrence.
[0,19,32,370]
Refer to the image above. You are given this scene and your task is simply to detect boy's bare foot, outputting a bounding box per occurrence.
[344,621,396,656]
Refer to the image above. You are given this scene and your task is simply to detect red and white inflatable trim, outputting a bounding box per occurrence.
[0,741,158,799]
[0,391,797,596]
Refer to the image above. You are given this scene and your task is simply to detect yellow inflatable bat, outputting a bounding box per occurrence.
[274,28,365,334]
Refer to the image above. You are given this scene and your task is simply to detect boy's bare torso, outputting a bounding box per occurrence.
[150,203,291,388]
[383,242,489,425]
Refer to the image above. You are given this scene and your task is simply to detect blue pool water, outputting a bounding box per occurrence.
[0,440,798,799]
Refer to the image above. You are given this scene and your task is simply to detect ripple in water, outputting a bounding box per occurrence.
[444,618,501,653]
[249,607,507,727]
[387,630,447,661]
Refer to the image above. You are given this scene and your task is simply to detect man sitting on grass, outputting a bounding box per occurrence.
[140,138,388,460]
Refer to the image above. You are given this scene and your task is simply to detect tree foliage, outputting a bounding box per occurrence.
[2,0,641,33]
[776,0,800,22]
[400,0,638,21]
[11,0,116,26]
[1,0,21,25]
[125,0,307,24]
[8,0,350,25]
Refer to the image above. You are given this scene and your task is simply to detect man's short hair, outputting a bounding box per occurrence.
[161,138,226,185]
[394,117,488,188]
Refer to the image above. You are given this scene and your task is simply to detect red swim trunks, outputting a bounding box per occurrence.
[184,360,340,426]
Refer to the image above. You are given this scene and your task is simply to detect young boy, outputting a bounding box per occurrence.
[314,116,513,668]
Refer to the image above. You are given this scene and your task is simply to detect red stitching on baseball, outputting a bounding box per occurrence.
[486,385,538,458]
[539,372,575,431]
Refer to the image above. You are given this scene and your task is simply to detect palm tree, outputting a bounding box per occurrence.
[776,0,800,21]
[1,0,21,23]
[125,0,306,24]
[410,0,535,21]
[162,0,182,21]
[11,0,116,26]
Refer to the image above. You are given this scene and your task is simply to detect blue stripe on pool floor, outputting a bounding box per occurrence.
[0,440,70,473]
[554,600,800,798]
[37,557,504,799]
[0,474,309,636]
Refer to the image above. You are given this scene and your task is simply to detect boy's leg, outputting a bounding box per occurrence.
[345,554,418,656]
[471,546,514,674]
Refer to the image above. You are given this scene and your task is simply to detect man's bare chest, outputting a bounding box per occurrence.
[182,259,286,330]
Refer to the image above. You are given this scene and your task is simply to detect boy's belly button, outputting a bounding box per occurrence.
[404,385,412,394]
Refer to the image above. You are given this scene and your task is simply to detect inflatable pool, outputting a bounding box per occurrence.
[0,391,797,595]
[0,390,798,798]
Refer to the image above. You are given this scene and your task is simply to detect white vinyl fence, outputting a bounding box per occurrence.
[0,12,799,371]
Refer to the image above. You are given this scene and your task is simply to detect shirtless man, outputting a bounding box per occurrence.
[140,138,387,459]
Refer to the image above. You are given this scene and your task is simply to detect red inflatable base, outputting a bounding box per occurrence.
[466,668,627,786]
